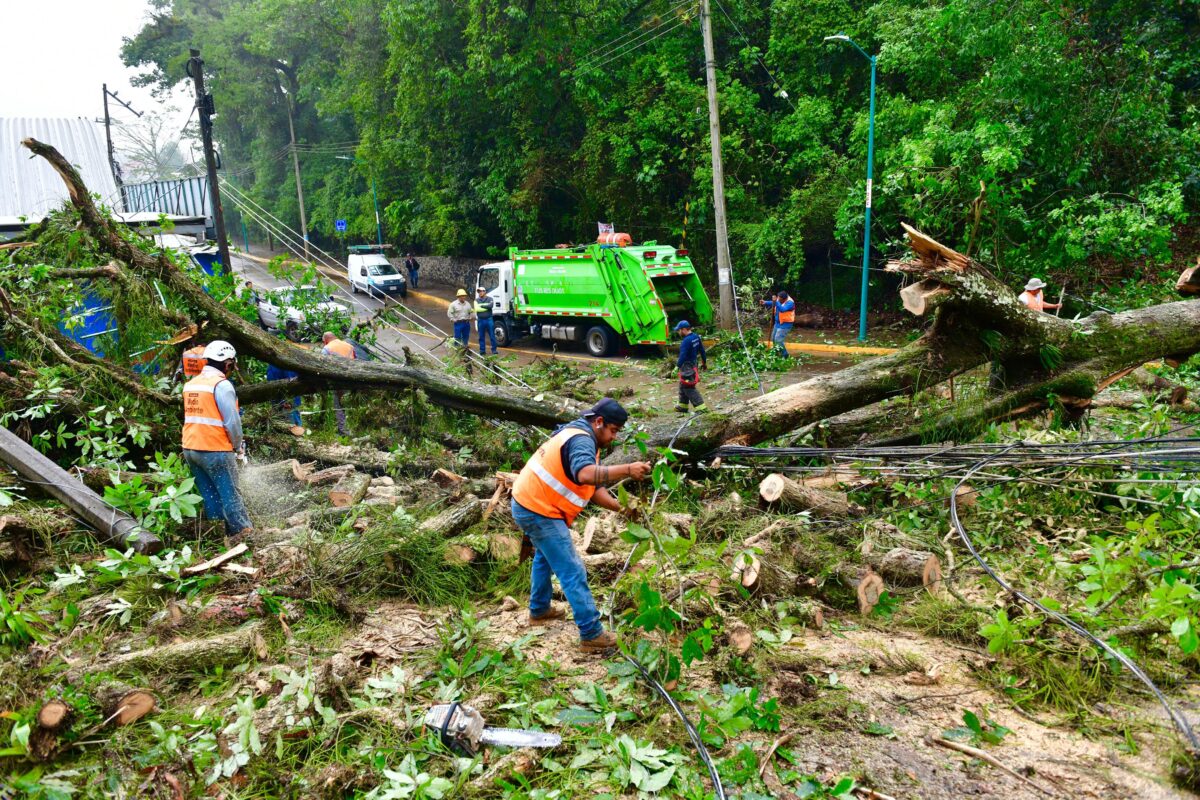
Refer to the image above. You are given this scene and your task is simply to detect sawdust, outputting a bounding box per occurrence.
[766,627,1190,799]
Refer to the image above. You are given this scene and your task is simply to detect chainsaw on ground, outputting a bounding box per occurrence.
[424,702,561,756]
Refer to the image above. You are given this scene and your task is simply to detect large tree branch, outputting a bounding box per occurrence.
[22,138,577,428]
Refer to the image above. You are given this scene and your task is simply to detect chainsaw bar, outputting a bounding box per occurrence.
[479,727,562,749]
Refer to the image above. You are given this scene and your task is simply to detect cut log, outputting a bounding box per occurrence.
[444,533,488,566]
[79,621,267,677]
[329,473,372,507]
[731,553,762,589]
[489,532,522,562]
[759,473,856,518]
[779,598,825,629]
[1176,258,1200,296]
[92,682,156,726]
[727,620,754,656]
[431,467,466,488]
[850,568,885,615]
[418,495,483,538]
[0,424,162,554]
[36,700,71,731]
[304,463,356,486]
[866,547,942,593]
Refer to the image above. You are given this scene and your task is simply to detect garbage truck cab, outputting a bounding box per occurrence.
[476,260,514,344]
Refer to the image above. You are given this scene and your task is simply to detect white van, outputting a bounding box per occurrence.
[347,245,407,299]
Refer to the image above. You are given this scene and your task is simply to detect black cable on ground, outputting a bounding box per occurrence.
[949,442,1200,756]
[605,412,727,799]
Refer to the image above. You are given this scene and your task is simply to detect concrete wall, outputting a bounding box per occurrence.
[389,255,489,289]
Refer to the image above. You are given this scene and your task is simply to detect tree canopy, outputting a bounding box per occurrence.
[123,0,1200,295]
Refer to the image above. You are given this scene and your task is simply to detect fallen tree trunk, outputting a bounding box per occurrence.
[625,225,1200,456]
[79,621,266,677]
[0,425,162,554]
[865,547,942,593]
[23,138,577,429]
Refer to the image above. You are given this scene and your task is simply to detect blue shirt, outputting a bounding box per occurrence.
[555,418,599,484]
[763,298,795,326]
[265,364,298,382]
[677,331,707,368]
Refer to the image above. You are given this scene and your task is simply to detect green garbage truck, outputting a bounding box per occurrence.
[473,237,714,357]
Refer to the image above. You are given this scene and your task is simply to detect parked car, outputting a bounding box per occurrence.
[256,286,352,341]
[348,246,407,299]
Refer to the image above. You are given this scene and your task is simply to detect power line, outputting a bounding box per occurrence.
[576,9,696,72]
[709,0,796,111]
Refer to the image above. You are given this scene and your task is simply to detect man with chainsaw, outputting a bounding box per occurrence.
[510,398,652,654]
[672,319,708,413]
[181,340,253,542]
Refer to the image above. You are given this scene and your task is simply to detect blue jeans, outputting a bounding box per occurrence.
[453,320,471,347]
[511,499,603,641]
[771,323,793,355]
[477,318,497,354]
[183,449,253,535]
[409,269,419,289]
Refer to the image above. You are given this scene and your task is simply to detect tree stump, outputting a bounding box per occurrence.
[93,682,156,725]
[418,496,483,538]
[305,463,356,486]
[29,700,73,760]
[759,473,856,518]
[329,473,372,507]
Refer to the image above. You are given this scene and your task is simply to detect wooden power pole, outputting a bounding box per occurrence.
[284,93,310,260]
[186,50,232,274]
[100,84,141,205]
[701,0,734,329]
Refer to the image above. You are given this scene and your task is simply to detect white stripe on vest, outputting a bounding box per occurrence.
[529,461,588,507]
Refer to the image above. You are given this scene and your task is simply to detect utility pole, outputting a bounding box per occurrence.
[100,84,142,203]
[700,0,734,329]
[186,50,232,275]
[283,92,310,260]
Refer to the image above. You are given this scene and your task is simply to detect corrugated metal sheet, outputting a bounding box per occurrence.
[123,176,213,222]
[0,118,121,218]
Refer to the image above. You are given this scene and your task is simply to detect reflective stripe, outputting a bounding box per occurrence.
[184,415,225,426]
[529,461,588,507]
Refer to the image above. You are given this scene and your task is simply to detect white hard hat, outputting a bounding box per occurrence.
[203,340,237,361]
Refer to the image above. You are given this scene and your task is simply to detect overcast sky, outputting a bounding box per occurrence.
[0,0,191,123]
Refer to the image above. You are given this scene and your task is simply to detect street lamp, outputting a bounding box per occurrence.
[335,155,384,246]
[824,33,876,342]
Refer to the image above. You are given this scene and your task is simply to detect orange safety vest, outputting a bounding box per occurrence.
[511,428,598,525]
[777,302,795,324]
[182,372,237,451]
[325,339,356,359]
[181,346,207,377]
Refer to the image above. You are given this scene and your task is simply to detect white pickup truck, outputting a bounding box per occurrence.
[347,246,407,299]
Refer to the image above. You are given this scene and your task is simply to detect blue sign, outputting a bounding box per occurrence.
[335,219,347,233]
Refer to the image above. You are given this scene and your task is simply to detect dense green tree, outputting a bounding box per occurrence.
[123,0,1200,301]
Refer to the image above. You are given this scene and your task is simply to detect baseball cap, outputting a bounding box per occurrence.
[582,397,629,427]
[673,319,692,331]
[456,289,468,296]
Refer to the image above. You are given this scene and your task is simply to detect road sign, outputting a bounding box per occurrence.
[335,219,347,233]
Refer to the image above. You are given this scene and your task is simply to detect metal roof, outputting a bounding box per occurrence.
[0,117,121,219]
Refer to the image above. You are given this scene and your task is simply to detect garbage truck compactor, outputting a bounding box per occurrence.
[474,235,714,357]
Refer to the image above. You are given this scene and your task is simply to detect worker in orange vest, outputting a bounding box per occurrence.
[761,291,796,356]
[181,340,253,541]
[321,331,355,437]
[510,398,652,655]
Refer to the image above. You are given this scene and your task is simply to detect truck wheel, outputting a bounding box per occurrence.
[493,319,511,347]
[584,325,615,357]
[399,288,408,300]
[351,281,359,294]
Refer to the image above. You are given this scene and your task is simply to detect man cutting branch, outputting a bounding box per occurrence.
[510,398,651,655]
